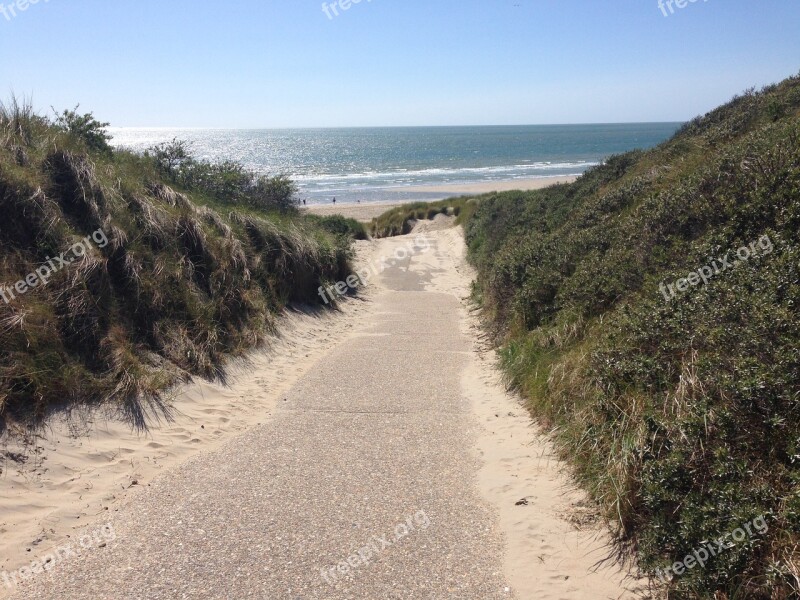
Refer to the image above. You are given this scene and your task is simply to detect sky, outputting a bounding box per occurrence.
[1,0,799,128]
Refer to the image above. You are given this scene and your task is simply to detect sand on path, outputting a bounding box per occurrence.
[6,223,640,600]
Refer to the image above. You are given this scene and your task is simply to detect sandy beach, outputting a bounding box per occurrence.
[405,175,577,194]
[303,176,577,221]
[304,202,403,221]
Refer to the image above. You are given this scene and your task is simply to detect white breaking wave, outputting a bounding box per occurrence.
[293,162,600,185]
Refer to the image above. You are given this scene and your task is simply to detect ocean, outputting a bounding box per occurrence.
[109,124,681,205]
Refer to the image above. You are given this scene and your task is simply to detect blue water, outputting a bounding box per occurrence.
[109,124,681,205]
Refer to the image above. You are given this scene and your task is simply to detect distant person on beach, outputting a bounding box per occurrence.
[302,199,306,206]
[333,197,336,204]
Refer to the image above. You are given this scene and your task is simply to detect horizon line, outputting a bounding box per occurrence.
[107,121,686,131]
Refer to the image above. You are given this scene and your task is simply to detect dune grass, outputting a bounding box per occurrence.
[304,213,368,240]
[0,100,355,431]
[369,196,477,238]
[459,74,800,598]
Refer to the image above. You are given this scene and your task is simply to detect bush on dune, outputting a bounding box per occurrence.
[370,196,476,238]
[53,105,113,155]
[304,213,368,240]
[148,137,299,213]
[464,74,800,598]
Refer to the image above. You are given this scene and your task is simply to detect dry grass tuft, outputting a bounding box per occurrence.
[0,101,353,436]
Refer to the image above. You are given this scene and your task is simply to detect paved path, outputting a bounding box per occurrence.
[12,230,514,599]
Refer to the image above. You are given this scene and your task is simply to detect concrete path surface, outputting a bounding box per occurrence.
[10,229,514,599]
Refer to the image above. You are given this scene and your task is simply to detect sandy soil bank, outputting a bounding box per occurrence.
[0,244,377,584]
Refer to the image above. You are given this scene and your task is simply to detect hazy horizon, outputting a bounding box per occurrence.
[107,121,685,129]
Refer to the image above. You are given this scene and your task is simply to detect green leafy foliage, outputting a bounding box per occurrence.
[148,138,299,212]
[464,74,800,598]
[305,214,368,240]
[53,105,112,154]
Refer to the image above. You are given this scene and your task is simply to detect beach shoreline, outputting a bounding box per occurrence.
[302,175,577,221]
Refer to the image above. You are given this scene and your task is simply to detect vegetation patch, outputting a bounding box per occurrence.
[370,197,476,238]
[0,99,354,431]
[304,213,368,240]
[462,75,800,598]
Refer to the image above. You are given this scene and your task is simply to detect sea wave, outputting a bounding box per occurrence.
[292,161,600,185]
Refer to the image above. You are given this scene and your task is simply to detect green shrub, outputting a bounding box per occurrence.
[53,106,112,155]
[149,137,191,179]
[251,175,298,212]
[305,214,368,240]
[464,74,800,598]
[147,140,299,212]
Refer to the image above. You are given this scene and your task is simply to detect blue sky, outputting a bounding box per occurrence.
[1,0,798,127]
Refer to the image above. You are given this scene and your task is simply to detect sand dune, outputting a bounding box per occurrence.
[3,224,639,599]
